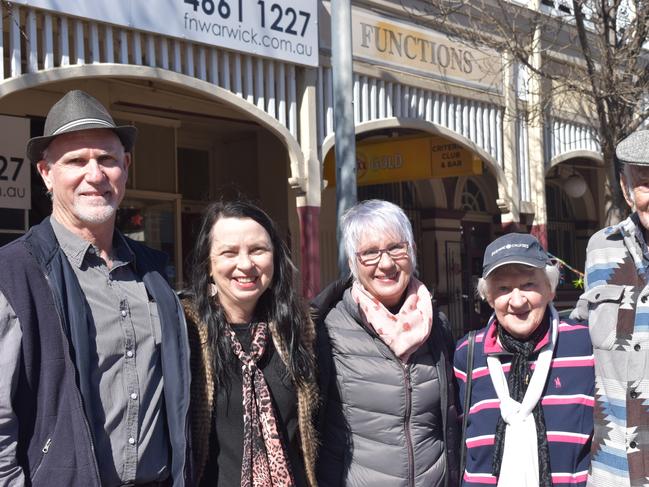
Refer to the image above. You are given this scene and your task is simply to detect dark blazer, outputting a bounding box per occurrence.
[0,217,191,487]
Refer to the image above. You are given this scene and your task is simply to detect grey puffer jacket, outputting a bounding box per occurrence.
[313,280,460,487]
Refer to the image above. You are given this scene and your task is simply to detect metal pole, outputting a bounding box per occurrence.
[331,0,357,276]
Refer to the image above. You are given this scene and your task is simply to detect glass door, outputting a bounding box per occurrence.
[117,191,181,288]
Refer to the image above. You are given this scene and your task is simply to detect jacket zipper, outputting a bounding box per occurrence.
[43,271,102,484]
[41,438,51,453]
[366,324,418,487]
[402,363,415,487]
[30,437,52,481]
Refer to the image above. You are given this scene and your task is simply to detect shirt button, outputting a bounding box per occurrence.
[121,310,127,318]
[128,437,136,445]
[126,350,134,358]
[130,392,138,400]
[630,441,638,449]
[630,390,638,399]
[634,344,641,351]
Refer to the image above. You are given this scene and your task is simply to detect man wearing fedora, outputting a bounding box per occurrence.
[0,90,190,486]
[571,131,649,486]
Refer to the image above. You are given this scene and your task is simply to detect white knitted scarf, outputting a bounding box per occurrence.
[486,306,558,487]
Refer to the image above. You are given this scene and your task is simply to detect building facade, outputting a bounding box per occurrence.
[0,0,606,334]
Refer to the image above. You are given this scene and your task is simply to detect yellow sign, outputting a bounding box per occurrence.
[324,135,482,186]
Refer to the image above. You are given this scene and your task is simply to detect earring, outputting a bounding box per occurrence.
[209,283,218,297]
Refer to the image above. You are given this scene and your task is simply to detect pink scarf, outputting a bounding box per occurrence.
[351,277,433,363]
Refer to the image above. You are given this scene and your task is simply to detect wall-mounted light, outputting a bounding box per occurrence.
[547,164,588,199]
[562,172,587,198]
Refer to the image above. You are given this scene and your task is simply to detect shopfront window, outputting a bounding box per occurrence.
[459,177,492,331]
[117,195,179,286]
[546,183,576,288]
[178,148,211,201]
[461,179,487,212]
[0,208,27,246]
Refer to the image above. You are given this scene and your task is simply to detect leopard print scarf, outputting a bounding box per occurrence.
[228,322,295,487]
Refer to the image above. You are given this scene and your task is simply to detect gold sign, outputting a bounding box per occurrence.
[345,7,503,93]
[324,135,482,186]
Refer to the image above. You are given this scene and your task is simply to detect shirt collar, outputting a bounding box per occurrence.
[605,213,649,270]
[50,216,135,269]
[606,212,645,243]
[482,311,552,356]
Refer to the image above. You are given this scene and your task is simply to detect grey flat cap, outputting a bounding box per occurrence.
[26,90,137,163]
[616,130,649,165]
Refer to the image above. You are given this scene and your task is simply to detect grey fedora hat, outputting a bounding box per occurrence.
[616,130,649,166]
[26,90,137,163]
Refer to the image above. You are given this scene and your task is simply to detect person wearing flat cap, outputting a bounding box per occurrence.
[0,90,190,487]
[570,130,649,486]
[454,233,594,487]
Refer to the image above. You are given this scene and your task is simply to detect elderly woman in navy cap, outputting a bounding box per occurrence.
[454,233,594,487]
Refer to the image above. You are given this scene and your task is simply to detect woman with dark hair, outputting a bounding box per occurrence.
[182,201,319,487]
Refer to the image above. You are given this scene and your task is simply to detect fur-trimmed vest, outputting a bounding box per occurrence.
[182,299,319,487]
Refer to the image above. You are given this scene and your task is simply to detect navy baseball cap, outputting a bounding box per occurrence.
[482,233,551,278]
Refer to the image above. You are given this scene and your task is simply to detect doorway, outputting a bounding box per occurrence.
[460,221,493,332]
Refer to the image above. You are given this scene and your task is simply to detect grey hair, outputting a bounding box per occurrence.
[476,263,560,301]
[341,199,417,279]
[39,147,53,199]
[42,146,50,164]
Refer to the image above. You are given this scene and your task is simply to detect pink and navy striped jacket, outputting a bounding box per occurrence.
[453,311,594,486]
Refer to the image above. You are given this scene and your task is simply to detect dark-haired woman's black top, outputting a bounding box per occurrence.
[199,324,308,487]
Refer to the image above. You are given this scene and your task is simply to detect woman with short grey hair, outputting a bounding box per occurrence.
[313,199,460,487]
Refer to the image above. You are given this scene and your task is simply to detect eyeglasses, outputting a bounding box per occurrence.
[355,241,409,265]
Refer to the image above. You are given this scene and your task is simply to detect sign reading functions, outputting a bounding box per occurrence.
[340,6,503,93]
[0,116,31,210]
[323,135,482,187]
[14,0,319,67]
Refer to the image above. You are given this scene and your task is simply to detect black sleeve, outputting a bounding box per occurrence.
[434,310,461,487]
[310,276,350,436]
[311,279,351,486]
[310,277,351,324]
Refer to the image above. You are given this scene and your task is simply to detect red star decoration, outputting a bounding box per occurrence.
[130,213,144,226]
